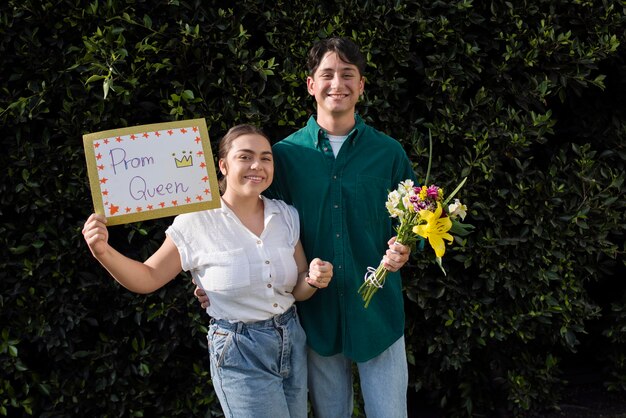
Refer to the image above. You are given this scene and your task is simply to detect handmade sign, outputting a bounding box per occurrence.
[83,118,220,225]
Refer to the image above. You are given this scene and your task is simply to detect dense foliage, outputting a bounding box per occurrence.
[1,0,625,416]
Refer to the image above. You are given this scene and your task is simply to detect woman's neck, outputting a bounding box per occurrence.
[221,193,263,215]
[222,193,265,236]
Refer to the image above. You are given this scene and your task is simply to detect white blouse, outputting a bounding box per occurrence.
[166,196,300,323]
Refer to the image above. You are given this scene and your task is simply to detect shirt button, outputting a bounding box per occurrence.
[257,240,262,245]
[267,283,272,288]
[273,303,278,308]
[333,175,337,179]
[265,260,270,264]
[336,234,340,238]
[338,265,343,269]
[334,204,339,209]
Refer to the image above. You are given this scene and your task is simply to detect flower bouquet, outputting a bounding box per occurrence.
[358,134,474,308]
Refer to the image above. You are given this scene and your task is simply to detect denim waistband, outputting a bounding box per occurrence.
[210,305,297,333]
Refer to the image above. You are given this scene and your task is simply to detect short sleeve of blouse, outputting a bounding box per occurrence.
[271,199,300,247]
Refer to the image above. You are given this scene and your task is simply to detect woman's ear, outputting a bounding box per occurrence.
[218,159,227,175]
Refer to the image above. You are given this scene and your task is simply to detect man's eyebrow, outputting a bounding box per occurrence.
[318,65,358,72]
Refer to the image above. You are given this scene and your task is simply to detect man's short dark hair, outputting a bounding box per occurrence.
[306,37,366,76]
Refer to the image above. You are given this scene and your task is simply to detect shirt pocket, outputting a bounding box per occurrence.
[195,248,251,291]
[357,174,392,223]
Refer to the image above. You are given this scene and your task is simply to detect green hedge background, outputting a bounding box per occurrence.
[1,1,625,416]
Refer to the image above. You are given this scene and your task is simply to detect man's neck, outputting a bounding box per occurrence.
[316,111,356,136]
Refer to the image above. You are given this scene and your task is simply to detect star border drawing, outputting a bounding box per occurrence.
[83,118,220,225]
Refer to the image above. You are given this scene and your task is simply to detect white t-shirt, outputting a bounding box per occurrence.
[166,196,300,323]
[327,134,348,157]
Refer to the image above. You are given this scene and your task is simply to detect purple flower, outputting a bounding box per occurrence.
[414,201,427,211]
[427,186,439,198]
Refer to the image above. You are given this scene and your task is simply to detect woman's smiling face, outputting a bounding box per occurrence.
[219,133,274,198]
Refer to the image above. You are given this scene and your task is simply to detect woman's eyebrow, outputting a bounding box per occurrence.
[234,148,273,155]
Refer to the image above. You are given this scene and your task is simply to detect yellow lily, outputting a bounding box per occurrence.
[413,203,454,257]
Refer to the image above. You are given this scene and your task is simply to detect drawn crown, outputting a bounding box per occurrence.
[175,155,193,168]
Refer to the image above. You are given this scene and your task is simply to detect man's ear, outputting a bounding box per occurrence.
[306,76,316,96]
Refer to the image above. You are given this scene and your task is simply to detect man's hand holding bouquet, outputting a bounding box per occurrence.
[358,133,474,308]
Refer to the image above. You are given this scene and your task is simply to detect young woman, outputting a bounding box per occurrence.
[82,124,333,418]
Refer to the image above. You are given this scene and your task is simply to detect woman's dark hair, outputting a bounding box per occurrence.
[217,124,270,194]
[306,37,366,76]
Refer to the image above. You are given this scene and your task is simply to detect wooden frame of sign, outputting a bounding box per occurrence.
[83,118,220,225]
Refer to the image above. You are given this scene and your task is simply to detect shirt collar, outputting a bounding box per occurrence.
[217,195,280,216]
[306,114,365,148]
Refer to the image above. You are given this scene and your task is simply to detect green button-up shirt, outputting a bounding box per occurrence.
[267,115,416,361]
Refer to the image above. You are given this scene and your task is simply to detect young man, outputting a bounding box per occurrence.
[266,37,415,417]
[197,37,415,417]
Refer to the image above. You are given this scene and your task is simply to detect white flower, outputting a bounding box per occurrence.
[388,190,401,203]
[388,207,405,218]
[401,194,412,213]
[448,198,467,221]
[399,179,414,194]
[386,190,403,217]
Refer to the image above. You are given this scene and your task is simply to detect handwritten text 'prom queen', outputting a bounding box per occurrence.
[108,147,189,201]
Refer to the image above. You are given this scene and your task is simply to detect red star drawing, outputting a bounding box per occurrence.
[125,207,132,213]
[99,177,108,184]
[102,190,109,196]
[96,153,102,160]
[147,205,153,210]
[154,131,161,137]
[201,176,209,182]
[103,138,109,144]
[204,188,210,195]
[109,204,119,215]
[185,197,192,203]
[196,151,204,156]
[130,134,137,140]
[159,202,165,208]
[168,130,174,135]
[193,126,198,132]
[180,128,187,134]
[195,136,201,144]
[97,164,104,170]
[94,142,100,148]
[116,136,123,142]
[142,132,149,138]
[136,207,143,212]
[196,195,203,201]
[200,162,206,168]
[171,200,178,206]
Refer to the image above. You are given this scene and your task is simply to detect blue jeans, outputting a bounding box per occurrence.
[207,305,308,418]
[308,336,408,418]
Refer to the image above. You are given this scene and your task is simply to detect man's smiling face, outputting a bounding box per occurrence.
[307,51,364,119]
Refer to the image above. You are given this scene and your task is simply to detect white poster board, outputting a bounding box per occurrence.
[83,118,220,225]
